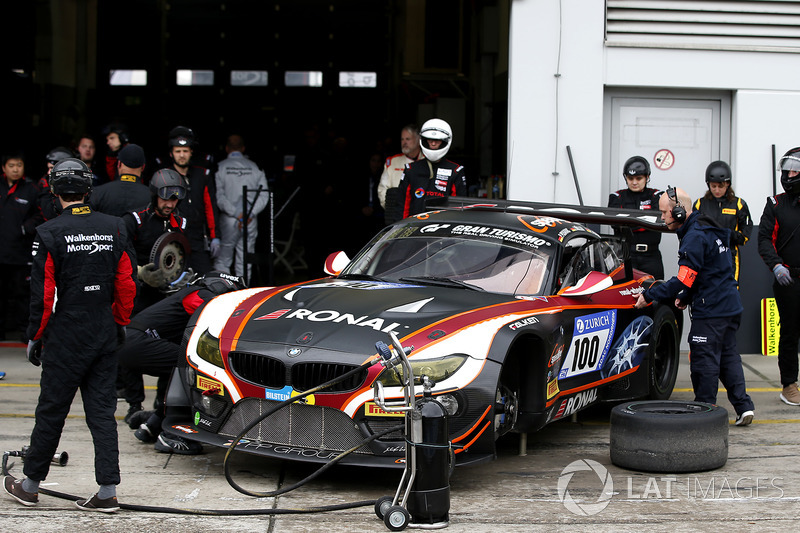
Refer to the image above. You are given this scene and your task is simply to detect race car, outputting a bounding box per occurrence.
[163,198,681,467]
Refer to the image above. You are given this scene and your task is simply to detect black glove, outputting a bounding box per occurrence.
[26,339,42,367]
[117,325,127,346]
[138,263,166,288]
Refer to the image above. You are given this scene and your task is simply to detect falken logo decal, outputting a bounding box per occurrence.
[254,308,404,333]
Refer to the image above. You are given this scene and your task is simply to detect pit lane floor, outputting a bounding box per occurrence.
[2,341,800,532]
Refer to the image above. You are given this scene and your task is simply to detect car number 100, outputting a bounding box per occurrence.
[558,310,616,380]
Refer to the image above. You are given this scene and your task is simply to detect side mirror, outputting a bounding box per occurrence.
[560,271,613,297]
[323,251,351,276]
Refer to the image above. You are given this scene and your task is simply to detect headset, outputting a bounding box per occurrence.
[666,185,686,223]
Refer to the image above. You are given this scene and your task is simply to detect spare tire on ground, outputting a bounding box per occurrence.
[610,400,728,473]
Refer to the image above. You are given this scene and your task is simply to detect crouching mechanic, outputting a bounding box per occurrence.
[634,186,755,426]
[3,158,137,512]
[119,271,246,454]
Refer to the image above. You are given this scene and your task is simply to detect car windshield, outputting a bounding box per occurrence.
[342,230,555,296]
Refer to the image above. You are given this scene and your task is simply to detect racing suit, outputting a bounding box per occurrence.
[24,203,136,486]
[122,206,187,312]
[693,194,752,281]
[213,151,269,278]
[118,283,218,407]
[378,152,424,219]
[36,174,59,221]
[0,176,42,337]
[758,191,800,387]
[176,165,219,275]
[642,211,754,417]
[90,173,151,217]
[396,159,466,220]
[608,187,664,279]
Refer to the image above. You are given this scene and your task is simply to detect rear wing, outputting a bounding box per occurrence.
[426,196,671,232]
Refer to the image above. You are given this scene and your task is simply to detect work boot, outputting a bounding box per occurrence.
[155,431,203,455]
[780,383,800,406]
[126,409,155,430]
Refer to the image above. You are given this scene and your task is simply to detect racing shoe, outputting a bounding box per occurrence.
[734,410,754,426]
[123,403,143,426]
[155,431,203,455]
[780,383,800,406]
[75,493,119,513]
[3,475,38,506]
[134,422,159,443]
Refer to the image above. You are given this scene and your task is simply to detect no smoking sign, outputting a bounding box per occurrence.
[653,149,675,170]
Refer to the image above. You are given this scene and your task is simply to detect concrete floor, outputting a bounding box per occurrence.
[2,341,799,532]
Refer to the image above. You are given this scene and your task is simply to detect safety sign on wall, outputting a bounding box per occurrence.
[653,149,675,171]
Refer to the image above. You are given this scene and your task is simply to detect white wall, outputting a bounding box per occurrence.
[508,0,800,209]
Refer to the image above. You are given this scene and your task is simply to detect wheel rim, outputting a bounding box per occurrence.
[388,509,406,527]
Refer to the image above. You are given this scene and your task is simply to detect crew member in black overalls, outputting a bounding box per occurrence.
[608,156,664,279]
[3,158,137,512]
[758,146,800,406]
[636,187,754,426]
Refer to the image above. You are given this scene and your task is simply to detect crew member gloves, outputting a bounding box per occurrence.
[138,263,166,288]
[26,339,42,367]
[209,238,221,258]
[773,264,794,286]
[117,325,127,346]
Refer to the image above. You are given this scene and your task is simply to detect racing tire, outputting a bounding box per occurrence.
[384,505,410,531]
[375,495,393,520]
[646,306,680,400]
[610,400,728,473]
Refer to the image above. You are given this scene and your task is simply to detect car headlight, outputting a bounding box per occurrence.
[377,354,468,387]
[196,328,224,367]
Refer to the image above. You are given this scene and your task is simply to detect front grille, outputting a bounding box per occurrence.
[219,398,372,454]
[364,419,406,441]
[291,362,369,392]
[229,352,286,388]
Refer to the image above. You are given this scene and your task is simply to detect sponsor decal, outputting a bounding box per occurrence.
[71,206,91,215]
[618,286,645,296]
[255,309,291,320]
[364,402,405,417]
[547,379,560,399]
[449,225,550,248]
[722,208,736,215]
[300,280,420,290]
[508,316,540,330]
[63,232,115,254]
[197,375,224,396]
[264,385,315,405]
[420,224,450,233]
[171,425,198,434]
[414,187,426,198]
[519,216,559,233]
[84,285,100,292]
[691,335,708,344]
[436,168,452,177]
[194,411,213,427]
[559,310,617,380]
[553,388,598,420]
[268,308,404,333]
[549,344,563,368]
[241,441,342,460]
[434,178,448,191]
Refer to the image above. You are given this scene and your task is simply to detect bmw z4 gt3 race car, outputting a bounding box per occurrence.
[164,198,682,467]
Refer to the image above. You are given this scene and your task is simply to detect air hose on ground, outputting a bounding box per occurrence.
[31,357,406,515]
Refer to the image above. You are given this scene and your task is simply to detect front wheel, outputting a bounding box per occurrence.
[646,306,679,400]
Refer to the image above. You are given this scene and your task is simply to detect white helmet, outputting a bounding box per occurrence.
[419,118,452,162]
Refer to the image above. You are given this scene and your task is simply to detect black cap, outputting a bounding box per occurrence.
[118,144,145,168]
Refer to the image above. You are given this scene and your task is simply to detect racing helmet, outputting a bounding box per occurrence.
[705,161,732,184]
[46,146,74,166]
[50,158,93,196]
[192,270,248,295]
[168,125,196,148]
[419,118,452,162]
[149,168,187,200]
[779,147,800,195]
[622,156,651,178]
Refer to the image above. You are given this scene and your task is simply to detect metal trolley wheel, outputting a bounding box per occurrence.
[384,505,411,531]
[149,232,190,284]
